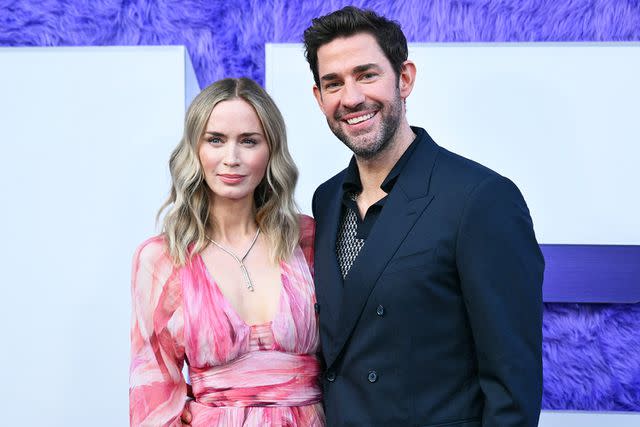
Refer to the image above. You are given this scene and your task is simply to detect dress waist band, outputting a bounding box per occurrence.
[190,351,321,407]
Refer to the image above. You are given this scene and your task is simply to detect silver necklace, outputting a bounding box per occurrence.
[205,229,260,292]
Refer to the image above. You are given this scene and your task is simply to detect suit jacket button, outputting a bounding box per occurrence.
[368,370,378,383]
[326,370,336,382]
[314,303,320,314]
[376,305,385,316]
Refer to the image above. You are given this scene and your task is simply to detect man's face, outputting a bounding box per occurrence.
[313,32,404,160]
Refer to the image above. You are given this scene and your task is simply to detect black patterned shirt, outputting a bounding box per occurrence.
[336,135,419,279]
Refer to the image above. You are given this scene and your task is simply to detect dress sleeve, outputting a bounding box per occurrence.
[298,214,316,278]
[129,238,186,427]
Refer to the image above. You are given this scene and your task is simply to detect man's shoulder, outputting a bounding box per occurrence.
[439,146,497,178]
[430,145,527,209]
[411,126,505,189]
[432,144,505,190]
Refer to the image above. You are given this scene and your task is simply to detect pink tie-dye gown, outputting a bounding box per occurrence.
[130,216,324,426]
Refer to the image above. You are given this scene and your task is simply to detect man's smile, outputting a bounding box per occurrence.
[345,111,376,125]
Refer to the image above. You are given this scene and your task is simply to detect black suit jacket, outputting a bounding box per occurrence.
[312,127,544,427]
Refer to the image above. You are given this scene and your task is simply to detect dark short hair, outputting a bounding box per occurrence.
[303,6,408,88]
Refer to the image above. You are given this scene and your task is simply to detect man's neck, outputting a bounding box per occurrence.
[355,122,415,198]
[351,122,415,218]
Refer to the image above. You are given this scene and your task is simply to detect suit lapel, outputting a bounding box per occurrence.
[313,176,344,351]
[324,130,440,368]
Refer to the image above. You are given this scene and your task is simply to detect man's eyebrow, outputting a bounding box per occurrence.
[319,63,382,82]
[320,73,338,82]
[352,63,381,74]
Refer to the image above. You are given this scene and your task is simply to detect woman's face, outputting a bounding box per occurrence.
[198,98,270,204]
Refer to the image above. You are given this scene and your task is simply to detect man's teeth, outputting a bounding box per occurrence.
[346,112,374,125]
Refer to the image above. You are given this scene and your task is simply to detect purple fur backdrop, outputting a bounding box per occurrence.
[2,0,638,411]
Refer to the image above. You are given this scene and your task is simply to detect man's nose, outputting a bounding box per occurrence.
[340,80,365,109]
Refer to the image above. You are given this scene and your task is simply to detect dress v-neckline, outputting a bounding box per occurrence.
[197,253,286,328]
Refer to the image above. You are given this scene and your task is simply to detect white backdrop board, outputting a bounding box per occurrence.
[266,43,640,245]
[0,46,199,426]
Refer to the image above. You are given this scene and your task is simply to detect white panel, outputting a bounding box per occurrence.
[266,43,353,216]
[0,46,199,427]
[266,43,640,245]
[540,410,640,426]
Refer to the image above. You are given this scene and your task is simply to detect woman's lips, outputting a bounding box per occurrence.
[218,174,246,184]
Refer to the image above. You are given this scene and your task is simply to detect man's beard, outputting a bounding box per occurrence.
[327,92,403,160]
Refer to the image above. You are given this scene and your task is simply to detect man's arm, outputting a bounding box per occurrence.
[456,174,544,427]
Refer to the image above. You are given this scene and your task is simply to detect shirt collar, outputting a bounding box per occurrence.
[342,128,422,196]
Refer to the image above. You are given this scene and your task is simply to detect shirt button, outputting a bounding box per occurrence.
[326,370,336,382]
[376,305,385,316]
[314,303,320,314]
[368,370,378,383]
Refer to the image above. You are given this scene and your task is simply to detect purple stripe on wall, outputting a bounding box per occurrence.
[541,244,640,303]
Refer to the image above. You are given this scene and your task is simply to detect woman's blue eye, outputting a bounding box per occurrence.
[242,139,257,145]
[207,137,222,144]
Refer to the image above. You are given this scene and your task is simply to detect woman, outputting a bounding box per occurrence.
[129,78,323,426]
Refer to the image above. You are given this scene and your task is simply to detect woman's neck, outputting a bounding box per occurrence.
[208,196,258,245]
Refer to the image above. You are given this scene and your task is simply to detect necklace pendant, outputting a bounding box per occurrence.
[240,263,254,292]
[206,228,260,292]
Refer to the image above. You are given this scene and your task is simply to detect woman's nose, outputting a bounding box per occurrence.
[222,144,240,166]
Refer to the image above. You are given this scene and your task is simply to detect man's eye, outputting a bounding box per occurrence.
[361,72,377,80]
[324,82,341,90]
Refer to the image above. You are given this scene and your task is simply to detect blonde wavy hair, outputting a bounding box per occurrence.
[158,78,300,266]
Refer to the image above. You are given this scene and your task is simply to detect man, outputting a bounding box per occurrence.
[304,6,544,427]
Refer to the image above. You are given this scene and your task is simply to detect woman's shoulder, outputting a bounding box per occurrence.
[134,235,168,260]
[298,214,315,243]
[297,214,315,268]
[132,235,175,276]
